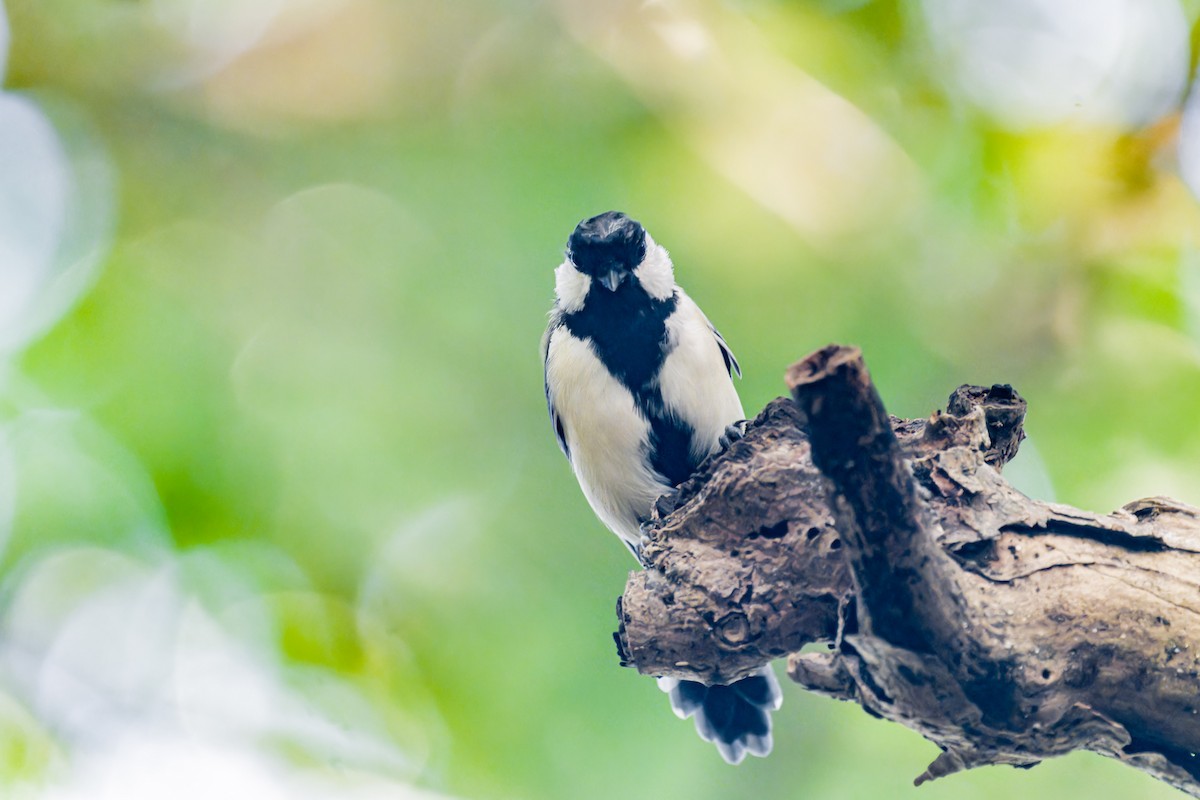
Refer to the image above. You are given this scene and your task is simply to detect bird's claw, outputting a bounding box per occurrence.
[718,420,749,450]
[638,523,653,553]
[622,524,653,566]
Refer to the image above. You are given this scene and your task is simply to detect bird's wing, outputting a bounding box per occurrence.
[676,288,740,379]
[709,322,741,378]
[542,311,571,460]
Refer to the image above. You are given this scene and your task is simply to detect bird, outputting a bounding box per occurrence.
[541,210,781,764]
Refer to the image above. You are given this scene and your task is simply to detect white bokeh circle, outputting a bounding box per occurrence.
[0,94,114,355]
[920,0,1189,130]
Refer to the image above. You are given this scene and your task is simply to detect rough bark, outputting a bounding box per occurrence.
[615,344,1200,796]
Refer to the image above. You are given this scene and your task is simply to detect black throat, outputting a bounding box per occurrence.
[563,283,697,487]
[563,282,676,392]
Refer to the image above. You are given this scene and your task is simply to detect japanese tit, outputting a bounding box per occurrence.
[542,211,781,764]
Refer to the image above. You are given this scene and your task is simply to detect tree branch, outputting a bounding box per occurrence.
[785,344,961,653]
[616,344,1200,796]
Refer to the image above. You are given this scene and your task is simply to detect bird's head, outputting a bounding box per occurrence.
[556,211,675,312]
[567,211,646,292]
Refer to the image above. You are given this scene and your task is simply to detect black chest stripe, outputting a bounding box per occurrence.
[646,414,697,487]
[563,285,677,392]
[564,286,699,487]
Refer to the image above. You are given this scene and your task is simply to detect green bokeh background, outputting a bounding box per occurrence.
[3,0,1200,797]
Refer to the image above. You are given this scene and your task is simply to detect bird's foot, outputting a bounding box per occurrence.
[622,523,655,565]
[718,420,749,451]
[637,523,653,556]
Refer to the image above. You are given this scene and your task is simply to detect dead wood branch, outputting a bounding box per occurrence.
[615,344,1200,795]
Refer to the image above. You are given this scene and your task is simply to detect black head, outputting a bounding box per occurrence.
[567,211,647,292]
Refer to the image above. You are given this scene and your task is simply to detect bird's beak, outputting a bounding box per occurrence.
[598,269,625,292]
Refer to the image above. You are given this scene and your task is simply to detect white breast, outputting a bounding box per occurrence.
[544,327,670,547]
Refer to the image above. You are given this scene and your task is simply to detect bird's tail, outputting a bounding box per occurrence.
[657,665,782,764]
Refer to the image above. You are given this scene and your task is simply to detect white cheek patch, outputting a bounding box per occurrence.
[633,235,676,301]
[554,260,591,312]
